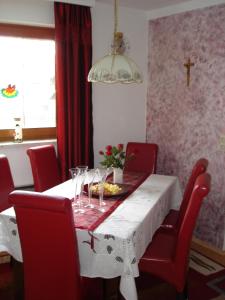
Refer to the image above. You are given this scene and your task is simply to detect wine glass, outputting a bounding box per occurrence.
[84,168,98,209]
[76,165,88,213]
[69,167,85,212]
[69,167,80,208]
[96,167,112,212]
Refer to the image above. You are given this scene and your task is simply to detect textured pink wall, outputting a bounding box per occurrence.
[146,4,225,248]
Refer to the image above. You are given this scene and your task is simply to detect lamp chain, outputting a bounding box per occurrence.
[114,0,118,35]
[87,0,142,82]
[113,0,124,54]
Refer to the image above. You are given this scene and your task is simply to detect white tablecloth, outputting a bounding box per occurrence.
[0,174,182,300]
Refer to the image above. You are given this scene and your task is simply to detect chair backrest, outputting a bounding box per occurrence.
[176,158,208,229]
[9,190,82,300]
[174,173,211,290]
[27,144,61,192]
[0,154,14,212]
[123,142,158,174]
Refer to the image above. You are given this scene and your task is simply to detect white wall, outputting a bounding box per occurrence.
[0,0,147,184]
[0,140,57,187]
[91,2,147,166]
[0,0,55,26]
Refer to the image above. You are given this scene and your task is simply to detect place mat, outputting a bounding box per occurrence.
[190,250,224,276]
[211,295,225,300]
[72,171,150,231]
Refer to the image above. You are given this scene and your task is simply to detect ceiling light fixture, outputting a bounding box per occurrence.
[87,0,143,84]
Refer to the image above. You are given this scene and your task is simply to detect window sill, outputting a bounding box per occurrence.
[0,139,56,147]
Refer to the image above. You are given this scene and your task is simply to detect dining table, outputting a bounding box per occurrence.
[0,171,182,300]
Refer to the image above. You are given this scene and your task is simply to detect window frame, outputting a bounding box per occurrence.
[0,23,56,142]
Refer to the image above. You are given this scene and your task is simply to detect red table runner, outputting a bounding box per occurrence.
[72,171,149,231]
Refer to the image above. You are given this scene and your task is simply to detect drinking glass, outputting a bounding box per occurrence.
[69,167,80,208]
[96,167,112,212]
[76,165,88,213]
[84,168,98,209]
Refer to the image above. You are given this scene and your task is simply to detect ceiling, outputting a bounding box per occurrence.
[96,0,192,11]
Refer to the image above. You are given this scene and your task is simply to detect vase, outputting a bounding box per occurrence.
[113,167,123,184]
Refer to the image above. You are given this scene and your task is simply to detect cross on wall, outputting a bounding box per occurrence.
[184,58,195,87]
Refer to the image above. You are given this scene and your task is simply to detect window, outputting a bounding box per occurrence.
[0,24,56,141]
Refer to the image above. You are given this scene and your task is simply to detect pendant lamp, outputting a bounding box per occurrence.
[87,0,143,84]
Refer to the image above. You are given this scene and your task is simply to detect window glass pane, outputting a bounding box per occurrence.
[0,36,55,129]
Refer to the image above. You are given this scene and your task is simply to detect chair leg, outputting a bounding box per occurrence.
[11,258,24,300]
[103,278,120,300]
[176,282,188,300]
[183,281,188,299]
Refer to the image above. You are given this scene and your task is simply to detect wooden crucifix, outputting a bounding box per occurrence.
[184,58,195,87]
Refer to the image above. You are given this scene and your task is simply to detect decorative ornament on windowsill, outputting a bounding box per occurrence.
[1,84,18,98]
[87,0,143,84]
[14,117,23,143]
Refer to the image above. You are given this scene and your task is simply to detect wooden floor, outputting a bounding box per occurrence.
[1,258,224,300]
[0,260,171,300]
[0,261,177,300]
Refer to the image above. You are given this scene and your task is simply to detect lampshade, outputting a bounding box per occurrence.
[88,53,142,84]
[87,0,143,84]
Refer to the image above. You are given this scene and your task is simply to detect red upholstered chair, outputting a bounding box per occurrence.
[123,142,158,174]
[162,158,208,230]
[27,144,61,192]
[9,190,82,300]
[0,154,14,212]
[138,173,211,300]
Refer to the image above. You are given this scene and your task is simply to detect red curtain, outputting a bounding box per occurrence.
[54,2,94,180]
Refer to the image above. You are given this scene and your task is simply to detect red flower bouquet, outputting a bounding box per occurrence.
[99,144,126,169]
